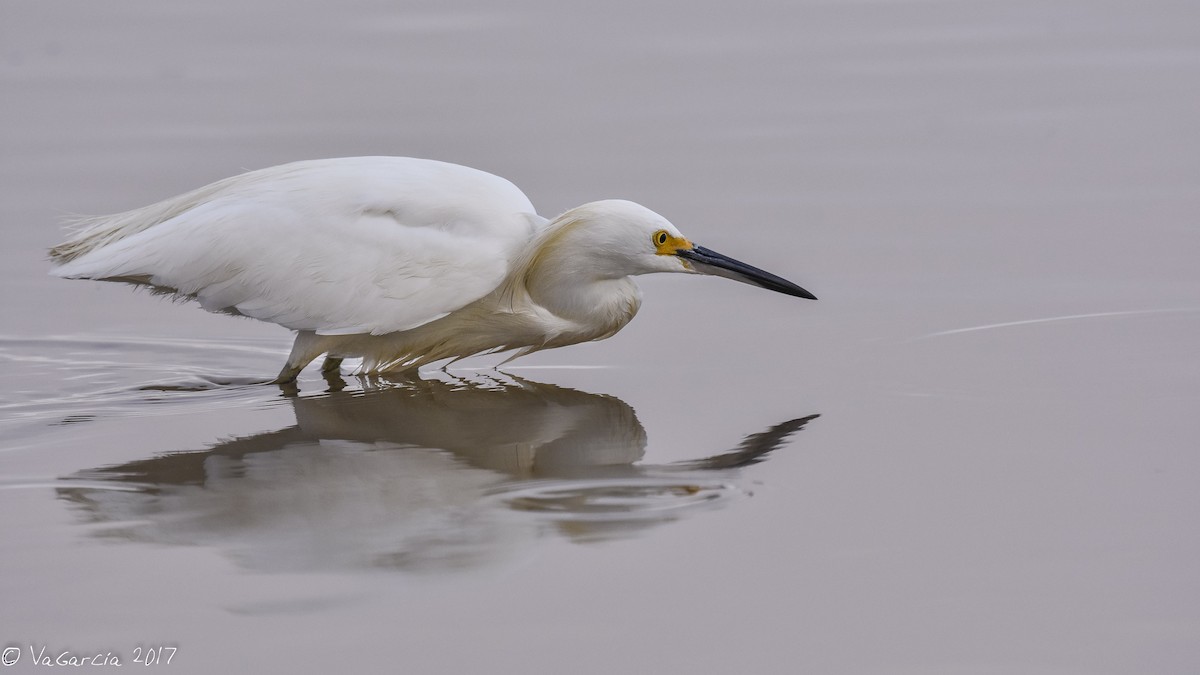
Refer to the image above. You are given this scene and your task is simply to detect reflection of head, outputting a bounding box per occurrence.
[58,375,817,574]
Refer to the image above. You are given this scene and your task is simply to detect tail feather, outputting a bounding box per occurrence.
[49,212,146,265]
[47,169,258,267]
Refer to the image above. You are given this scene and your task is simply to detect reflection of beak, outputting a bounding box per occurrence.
[677,245,817,300]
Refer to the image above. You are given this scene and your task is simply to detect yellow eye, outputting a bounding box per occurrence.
[654,230,669,247]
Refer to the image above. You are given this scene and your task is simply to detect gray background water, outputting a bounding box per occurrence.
[2,1,1198,673]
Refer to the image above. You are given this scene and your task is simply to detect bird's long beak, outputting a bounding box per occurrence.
[676,245,816,300]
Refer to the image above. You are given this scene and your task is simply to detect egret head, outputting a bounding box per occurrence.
[563,199,816,300]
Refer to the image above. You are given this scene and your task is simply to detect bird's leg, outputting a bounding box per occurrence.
[271,331,325,385]
[319,356,347,390]
[271,365,305,385]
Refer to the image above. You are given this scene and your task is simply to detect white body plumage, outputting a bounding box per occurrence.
[50,157,814,382]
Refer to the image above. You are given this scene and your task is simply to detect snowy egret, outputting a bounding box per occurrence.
[49,157,816,382]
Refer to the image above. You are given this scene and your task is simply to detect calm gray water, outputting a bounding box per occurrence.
[3,1,1199,673]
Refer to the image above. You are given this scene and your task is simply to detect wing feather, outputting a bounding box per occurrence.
[51,157,543,336]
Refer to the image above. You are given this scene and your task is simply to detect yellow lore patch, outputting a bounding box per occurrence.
[652,230,693,256]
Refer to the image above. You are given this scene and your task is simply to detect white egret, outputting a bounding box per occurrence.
[49,157,816,382]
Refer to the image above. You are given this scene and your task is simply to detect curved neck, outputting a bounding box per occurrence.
[521,220,643,326]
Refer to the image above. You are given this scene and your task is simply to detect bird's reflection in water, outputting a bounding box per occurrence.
[58,374,817,574]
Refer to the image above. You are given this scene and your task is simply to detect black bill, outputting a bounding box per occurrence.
[677,245,816,300]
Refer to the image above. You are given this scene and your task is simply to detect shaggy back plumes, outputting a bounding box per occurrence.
[48,170,272,263]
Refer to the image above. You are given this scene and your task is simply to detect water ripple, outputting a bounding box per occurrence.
[493,477,738,519]
[0,334,289,430]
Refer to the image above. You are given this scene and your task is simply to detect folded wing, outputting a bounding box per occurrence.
[51,157,544,336]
